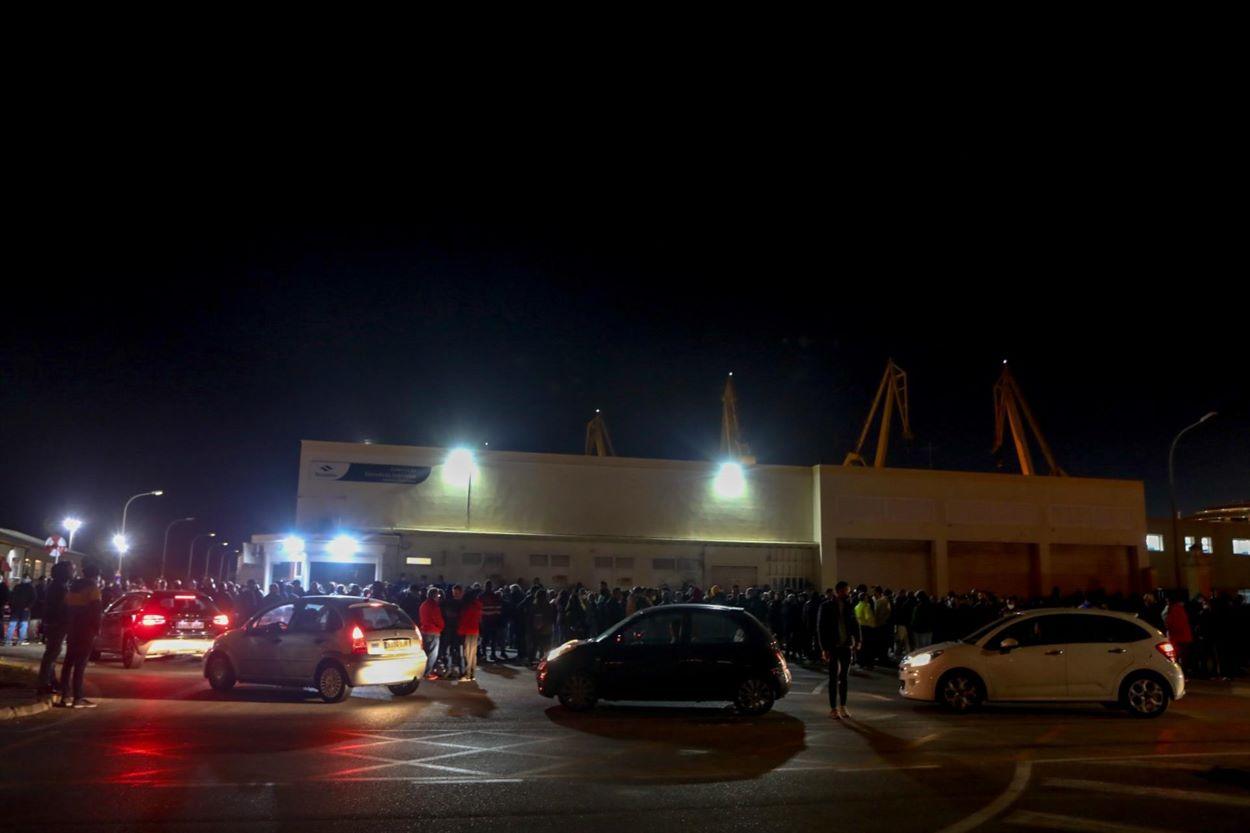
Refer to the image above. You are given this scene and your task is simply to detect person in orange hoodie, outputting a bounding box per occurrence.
[419,588,445,680]
[1163,590,1193,672]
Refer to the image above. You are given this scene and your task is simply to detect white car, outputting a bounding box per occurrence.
[203,596,427,702]
[899,608,1184,717]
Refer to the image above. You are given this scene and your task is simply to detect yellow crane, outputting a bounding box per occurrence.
[844,359,913,467]
[720,373,755,463]
[992,362,1067,476]
[585,409,616,457]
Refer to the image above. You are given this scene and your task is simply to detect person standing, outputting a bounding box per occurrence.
[58,562,103,708]
[819,581,862,719]
[441,585,465,679]
[1163,591,1194,672]
[459,587,483,682]
[419,588,445,679]
[37,562,73,695]
[7,576,35,644]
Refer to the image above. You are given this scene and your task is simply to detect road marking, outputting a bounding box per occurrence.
[1043,778,1250,807]
[812,680,829,695]
[1032,749,1250,766]
[937,761,1032,833]
[1082,759,1212,772]
[908,733,941,748]
[1005,810,1173,833]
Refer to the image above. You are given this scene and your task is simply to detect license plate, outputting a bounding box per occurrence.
[178,621,204,630]
[384,638,410,650]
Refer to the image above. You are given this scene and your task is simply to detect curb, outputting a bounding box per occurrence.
[0,657,52,721]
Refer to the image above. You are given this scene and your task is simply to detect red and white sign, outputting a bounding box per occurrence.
[45,536,67,559]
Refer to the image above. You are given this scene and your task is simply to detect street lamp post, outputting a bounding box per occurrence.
[117,489,164,576]
[219,548,238,582]
[187,532,216,583]
[1168,411,1218,591]
[161,517,196,582]
[204,541,228,583]
[63,518,83,551]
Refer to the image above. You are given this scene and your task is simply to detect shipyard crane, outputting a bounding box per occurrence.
[585,409,616,457]
[992,362,1067,476]
[844,359,913,467]
[720,373,756,464]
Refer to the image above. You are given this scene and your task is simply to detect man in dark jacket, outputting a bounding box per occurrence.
[37,562,74,695]
[6,576,36,644]
[58,562,103,708]
[818,581,861,719]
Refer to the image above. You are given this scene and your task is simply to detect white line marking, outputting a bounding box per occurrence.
[1042,778,1250,808]
[812,680,829,695]
[1081,759,1212,772]
[862,692,893,701]
[1005,810,1173,833]
[1032,749,1250,766]
[937,761,1032,833]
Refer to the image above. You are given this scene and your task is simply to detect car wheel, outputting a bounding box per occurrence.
[557,672,598,711]
[734,677,776,716]
[1120,673,1169,718]
[938,670,984,712]
[122,636,144,669]
[388,679,420,696]
[206,654,236,692]
[316,662,350,703]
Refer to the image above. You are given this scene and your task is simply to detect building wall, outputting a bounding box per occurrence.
[1144,517,1250,595]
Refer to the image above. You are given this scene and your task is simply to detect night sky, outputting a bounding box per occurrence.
[3,133,1246,578]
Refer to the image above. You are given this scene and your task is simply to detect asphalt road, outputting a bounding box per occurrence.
[1,646,1248,833]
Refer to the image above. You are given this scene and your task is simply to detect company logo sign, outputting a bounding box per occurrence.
[311,461,432,484]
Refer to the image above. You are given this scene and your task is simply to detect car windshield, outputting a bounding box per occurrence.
[959,615,1015,645]
[351,603,414,631]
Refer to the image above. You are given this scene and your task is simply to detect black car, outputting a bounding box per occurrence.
[94,590,231,668]
[537,604,791,714]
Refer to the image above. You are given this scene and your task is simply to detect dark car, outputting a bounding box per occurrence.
[537,603,791,714]
[93,591,230,668]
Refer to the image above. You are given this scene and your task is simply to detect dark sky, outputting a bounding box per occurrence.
[3,121,1246,579]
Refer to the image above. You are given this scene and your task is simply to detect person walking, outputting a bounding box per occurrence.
[37,562,73,695]
[419,588,445,679]
[459,587,483,682]
[528,588,554,666]
[818,581,862,719]
[58,562,103,708]
[1163,591,1194,672]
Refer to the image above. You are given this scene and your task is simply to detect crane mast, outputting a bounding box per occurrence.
[992,362,1067,476]
[585,410,616,457]
[844,359,913,468]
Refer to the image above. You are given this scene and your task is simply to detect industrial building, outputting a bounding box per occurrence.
[241,438,1156,597]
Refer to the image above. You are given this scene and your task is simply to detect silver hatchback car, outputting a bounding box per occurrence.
[203,596,427,702]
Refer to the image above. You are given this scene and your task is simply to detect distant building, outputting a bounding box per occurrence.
[1,528,83,582]
[1144,510,1250,598]
[242,440,1161,598]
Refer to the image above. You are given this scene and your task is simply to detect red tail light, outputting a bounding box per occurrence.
[1156,641,1177,663]
[140,614,166,627]
[213,614,229,627]
[351,625,368,655]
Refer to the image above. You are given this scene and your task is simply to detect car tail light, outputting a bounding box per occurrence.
[1156,641,1177,663]
[213,614,229,627]
[140,614,166,627]
[351,625,368,655]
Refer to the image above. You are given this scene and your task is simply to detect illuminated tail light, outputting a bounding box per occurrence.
[212,614,229,627]
[140,614,167,627]
[351,625,368,655]
[1156,641,1177,663]
[175,595,197,600]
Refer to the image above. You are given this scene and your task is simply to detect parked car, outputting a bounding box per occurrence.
[537,604,791,715]
[203,596,426,702]
[898,608,1184,717]
[94,590,230,668]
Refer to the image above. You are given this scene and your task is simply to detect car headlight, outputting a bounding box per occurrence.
[903,650,944,668]
[545,640,582,662]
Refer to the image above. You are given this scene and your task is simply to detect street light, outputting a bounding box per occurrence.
[219,548,240,582]
[203,541,228,583]
[118,489,164,576]
[161,517,196,581]
[62,517,83,551]
[1168,411,1218,590]
[188,532,216,582]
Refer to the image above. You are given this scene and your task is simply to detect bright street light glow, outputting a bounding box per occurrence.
[283,535,306,555]
[327,534,359,560]
[443,447,478,487]
[63,518,83,533]
[112,533,130,553]
[152,490,164,496]
[714,462,746,498]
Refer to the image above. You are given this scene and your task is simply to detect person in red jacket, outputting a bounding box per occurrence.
[419,589,445,679]
[459,586,484,683]
[1163,591,1193,671]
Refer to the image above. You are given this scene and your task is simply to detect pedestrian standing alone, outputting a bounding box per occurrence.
[58,562,103,708]
[37,562,73,695]
[818,581,862,719]
[459,587,483,682]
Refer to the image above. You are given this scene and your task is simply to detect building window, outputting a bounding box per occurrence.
[1184,536,1214,555]
[1233,539,1250,556]
[614,557,634,569]
[529,554,548,567]
[406,557,433,566]
[550,555,570,568]
[594,556,613,569]
[483,553,504,568]
[1145,534,1165,552]
[652,558,676,571]
[462,553,482,566]
[678,558,700,572]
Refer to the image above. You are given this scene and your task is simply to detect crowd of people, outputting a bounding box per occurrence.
[3,565,1247,706]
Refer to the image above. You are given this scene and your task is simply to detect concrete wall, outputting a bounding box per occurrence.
[1145,518,1250,594]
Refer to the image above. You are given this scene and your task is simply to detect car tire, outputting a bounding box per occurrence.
[206,654,236,692]
[316,662,351,703]
[557,672,598,711]
[122,636,144,669]
[1120,672,1170,718]
[388,679,420,696]
[937,669,984,712]
[734,677,776,716]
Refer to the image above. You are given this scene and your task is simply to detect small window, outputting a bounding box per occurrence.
[550,555,570,568]
[1145,534,1165,552]
[1232,539,1250,556]
[677,558,700,571]
[594,556,613,569]
[529,554,548,567]
[1184,536,1214,554]
[652,558,676,571]
[614,557,634,568]
[483,553,504,567]
[254,604,295,631]
[462,553,482,566]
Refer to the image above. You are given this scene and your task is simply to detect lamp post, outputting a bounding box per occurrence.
[187,532,216,583]
[161,517,196,581]
[117,489,164,576]
[203,541,228,583]
[1168,411,1217,590]
[62,518,83,551]
[219,548,239,582]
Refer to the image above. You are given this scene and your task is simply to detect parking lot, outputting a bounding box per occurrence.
[1,645,1248,833]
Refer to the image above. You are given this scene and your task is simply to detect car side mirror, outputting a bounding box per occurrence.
[998,638,1019,653]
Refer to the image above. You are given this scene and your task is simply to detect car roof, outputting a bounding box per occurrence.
[1005,608,1148,624]
[634,603,750,615]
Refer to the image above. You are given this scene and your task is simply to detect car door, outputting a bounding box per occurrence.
[238,603,294,681]
[979,615,1068,700]
[98,593,145,653]
[684,611,751,700]
[281,602,339,681]
[597,609,687,700]
[1061,614,1150,700]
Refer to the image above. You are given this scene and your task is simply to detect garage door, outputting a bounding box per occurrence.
[1049,544,1131,595]
[948,542,1032,597]
[835,539,932,592]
